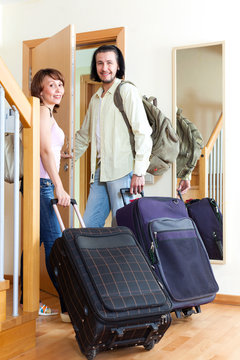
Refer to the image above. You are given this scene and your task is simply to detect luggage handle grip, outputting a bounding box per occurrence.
[120,188,144,206]
[51,198,77,206]
[51,198,86,231]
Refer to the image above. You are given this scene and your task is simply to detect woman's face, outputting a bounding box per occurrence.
[40,75,64,107]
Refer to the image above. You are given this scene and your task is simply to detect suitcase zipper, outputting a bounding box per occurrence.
[209,199,223,225]
[209,199,223,257]
[132,202,149,254]
[212,231,223,258]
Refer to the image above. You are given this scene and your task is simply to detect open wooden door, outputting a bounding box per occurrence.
[79,75,101,216]
[31,25,75,294]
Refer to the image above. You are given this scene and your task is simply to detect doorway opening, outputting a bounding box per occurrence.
[22,27,124,294]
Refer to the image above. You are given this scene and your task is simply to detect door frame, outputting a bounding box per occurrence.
[78,75,100,215]
[22,27,125,96]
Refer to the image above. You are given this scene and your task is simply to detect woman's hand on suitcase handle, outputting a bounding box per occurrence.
[130,174,145,195]
[55,185,71,207]
[51,199,77,206]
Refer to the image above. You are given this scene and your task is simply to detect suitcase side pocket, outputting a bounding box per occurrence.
[148,217,219,302]
[74,231,170,313]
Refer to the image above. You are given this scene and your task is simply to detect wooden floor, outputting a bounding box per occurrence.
[7,290,240,360]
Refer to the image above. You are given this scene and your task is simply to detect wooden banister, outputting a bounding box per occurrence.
[198,148,208,199]
[0,57,31,128]
[22,96,40,312]
[205,113,223,156]
[0,280,10,322]
[199,112,223,198]
[0,56,40,314]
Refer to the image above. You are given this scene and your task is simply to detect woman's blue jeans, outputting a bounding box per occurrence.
[20,178,67,313]
[83,167,133,227]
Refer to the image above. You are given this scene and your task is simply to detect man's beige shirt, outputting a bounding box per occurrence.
[75,78,152,182]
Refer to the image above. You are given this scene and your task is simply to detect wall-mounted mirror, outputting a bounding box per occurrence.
[172,42,225,264]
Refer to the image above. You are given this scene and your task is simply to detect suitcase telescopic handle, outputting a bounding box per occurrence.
[120,188,144,206]
[177,190,184,202]
[51,198,86,231]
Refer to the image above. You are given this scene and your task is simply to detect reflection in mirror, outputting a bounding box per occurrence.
[172,42,225,263]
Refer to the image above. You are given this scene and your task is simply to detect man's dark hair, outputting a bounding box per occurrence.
[90,45,125,82]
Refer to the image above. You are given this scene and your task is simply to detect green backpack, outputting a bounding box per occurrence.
[114,81,179,176]
[176,108,204,179]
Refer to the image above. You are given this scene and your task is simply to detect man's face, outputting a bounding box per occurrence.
[96,51,119,85]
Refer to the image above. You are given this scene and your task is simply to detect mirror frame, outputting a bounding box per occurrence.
[172,41,226,264]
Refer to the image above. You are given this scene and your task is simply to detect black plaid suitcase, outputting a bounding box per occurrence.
[49,200,172,360]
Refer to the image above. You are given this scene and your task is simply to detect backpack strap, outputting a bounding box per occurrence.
[144,96,157,107]
[114,81,136,156]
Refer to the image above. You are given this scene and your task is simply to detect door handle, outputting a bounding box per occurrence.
[64,163,69,172]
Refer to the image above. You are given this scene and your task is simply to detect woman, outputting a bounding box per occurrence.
[21,68,70,321]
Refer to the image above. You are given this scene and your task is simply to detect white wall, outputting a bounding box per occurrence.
[0,5,2,46]
[1,0,240,295]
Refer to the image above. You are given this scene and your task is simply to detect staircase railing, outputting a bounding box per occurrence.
[198,113,223,211]
[0,56,40,322]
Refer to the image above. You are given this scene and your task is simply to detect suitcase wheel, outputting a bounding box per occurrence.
[144,340,155,351]
[182,307,195,317]
[86,349,97,360]
[175,307,199,318]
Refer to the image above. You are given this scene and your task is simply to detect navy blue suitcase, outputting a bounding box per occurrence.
[50,200,172,360]
[185,197,223,260]
[116,189,219,318]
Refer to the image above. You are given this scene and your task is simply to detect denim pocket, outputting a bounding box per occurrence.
[40,178,54,198]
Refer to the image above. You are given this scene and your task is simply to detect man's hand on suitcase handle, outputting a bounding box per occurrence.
[177,190,184,202]
[130,174,145,195]
[177,179,191,195]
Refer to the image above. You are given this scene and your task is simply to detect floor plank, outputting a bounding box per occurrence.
[9,291,240,360]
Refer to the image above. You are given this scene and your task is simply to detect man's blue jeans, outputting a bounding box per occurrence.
[83,167,133,227]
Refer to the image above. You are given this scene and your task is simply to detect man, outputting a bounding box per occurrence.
[75,45,152,227]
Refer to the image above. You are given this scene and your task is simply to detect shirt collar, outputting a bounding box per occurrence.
[95,78,122,98]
